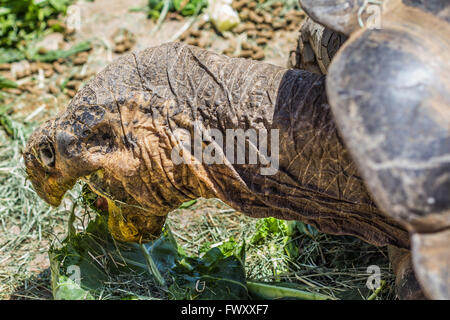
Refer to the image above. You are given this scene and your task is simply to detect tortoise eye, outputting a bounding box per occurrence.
[39,143,55,168]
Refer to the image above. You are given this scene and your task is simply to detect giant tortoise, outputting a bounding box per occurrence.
[23,0,449,299]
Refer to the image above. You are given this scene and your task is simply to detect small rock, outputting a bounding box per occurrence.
[35,33,64,52]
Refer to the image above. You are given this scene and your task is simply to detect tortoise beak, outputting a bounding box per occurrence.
[28,173,76,207]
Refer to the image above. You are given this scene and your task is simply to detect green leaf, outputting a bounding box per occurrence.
[50,188,248,300]
[251,217,289,244]
[0,75,17,88]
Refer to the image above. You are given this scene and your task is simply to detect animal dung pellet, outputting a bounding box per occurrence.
[256,23,271,31]
[223,47,235,55]
[179,30,191,41]
[241,42,253,50]
[190,30,201,38]
[271,1,283,9]
[197,37,209,49]
[38,47,49,55]
[256,37,268,45]
[0,63,11,71]
[72,73,89,80]
[123,40,134,51]
[239,8,250,20]
[30,63,39,74]
[48,84,60,95]
[251,49,265,60]
[5,87,22,95]
[232,24,247,33]
[114,44,126,53]
[247,29,257,37]
[256,30,273,39]
[66,89,76,98]
[287,23,298,31]
[272,20,286,30]
[44,68,54,78]
[112,28,135,53]
[66,80,80,90]
[272,7,282,17]
[232,0,250,11]
[262,12,273,24]
[239,49,253,58]
[73,52,88,65]
[186,38,199,46]
[52,62,65,74]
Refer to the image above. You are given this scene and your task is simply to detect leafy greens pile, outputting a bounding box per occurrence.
[49,185,332,300]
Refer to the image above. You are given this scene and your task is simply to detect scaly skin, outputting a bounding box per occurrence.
[24,42,409,248]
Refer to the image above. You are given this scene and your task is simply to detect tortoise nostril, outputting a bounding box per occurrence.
[39,144,55,167]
